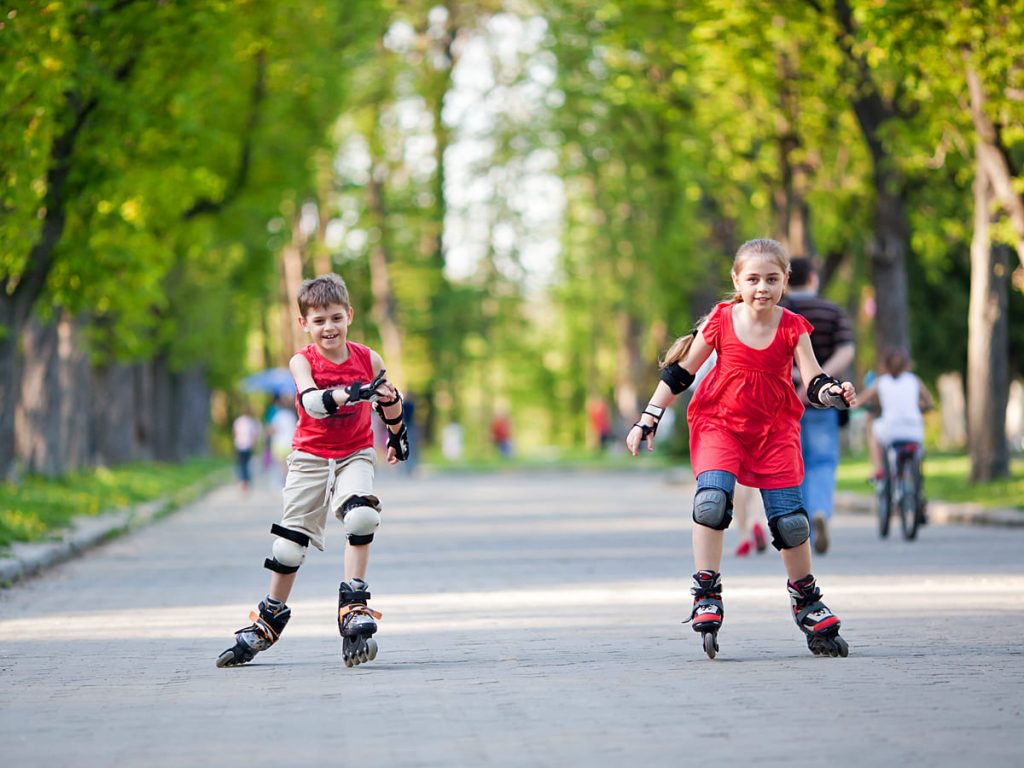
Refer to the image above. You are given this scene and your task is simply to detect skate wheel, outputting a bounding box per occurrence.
[216,650,235,668]
[703,632,717,659]
[366,638,378,661]
[343,653,355,668]
[834,635,849,658]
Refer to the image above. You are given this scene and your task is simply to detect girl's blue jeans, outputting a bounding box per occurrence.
[696,470,804,522]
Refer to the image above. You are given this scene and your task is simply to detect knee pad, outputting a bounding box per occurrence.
[769,509,810,550]
[341,495,380,545]
[692,487,732,530]
[264,524,310,573]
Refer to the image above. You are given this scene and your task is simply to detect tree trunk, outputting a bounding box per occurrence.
[964,63,1024,270]
[280,240,306,359]
[365,116,406,386]
[967,146,1011,482]
[832,0,911,353]
[14,312,92,477]
[92,362,148,465]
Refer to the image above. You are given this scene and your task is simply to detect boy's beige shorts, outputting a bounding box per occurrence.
[279,448,379,551]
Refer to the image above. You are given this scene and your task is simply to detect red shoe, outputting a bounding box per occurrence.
[751,523,767,553]
[734,538,752,557]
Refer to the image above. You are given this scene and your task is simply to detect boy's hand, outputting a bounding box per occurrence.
[343,369,389,404]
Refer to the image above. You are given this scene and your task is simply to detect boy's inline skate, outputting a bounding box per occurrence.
[684,570,723,659]
[216,598,290,668]
[787,574,848,657]
[338,578,382,668]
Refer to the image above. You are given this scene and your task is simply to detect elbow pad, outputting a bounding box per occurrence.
[660,363,695,395]
[299,387,339,418]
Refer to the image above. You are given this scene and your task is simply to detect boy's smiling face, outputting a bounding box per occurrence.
[299,302,353,353]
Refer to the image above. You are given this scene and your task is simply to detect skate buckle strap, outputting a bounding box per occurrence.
[338,604,383,621]
[244,611,281,642]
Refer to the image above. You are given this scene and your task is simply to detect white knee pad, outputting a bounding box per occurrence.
[341,496,380,545]
[264,524,310,573]
[272,538,307,568]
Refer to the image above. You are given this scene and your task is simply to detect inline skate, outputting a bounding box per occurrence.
[338,578,382,667]
[787,574,848,657]
[684,570,723,659]
[216,598,290,668]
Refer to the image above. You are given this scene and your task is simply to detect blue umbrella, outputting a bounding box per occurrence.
[242,368,295,396]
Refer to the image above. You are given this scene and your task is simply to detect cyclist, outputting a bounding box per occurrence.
[859,347,934,518]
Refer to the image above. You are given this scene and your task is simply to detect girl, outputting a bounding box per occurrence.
[859,346,933,480]
[626,238,855,659]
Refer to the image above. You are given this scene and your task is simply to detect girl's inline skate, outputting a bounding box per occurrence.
[787,574,848,657]
[338,578,382,668]
[684,570,723,659]
[216,598,290,668]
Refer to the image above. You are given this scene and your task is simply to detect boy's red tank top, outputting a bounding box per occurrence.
[292,342,375,459]
[687,302,813,489]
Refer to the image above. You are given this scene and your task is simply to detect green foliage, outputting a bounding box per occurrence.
[0,457,228,548]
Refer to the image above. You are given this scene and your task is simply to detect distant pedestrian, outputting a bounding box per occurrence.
[267,397,297,487]
[780,257,855,555]
[627,238,855,659]
[232,407,262,496]
[217,273,411,669]
[491,412,513,458]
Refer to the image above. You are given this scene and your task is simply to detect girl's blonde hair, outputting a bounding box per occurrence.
[661,238,790,367]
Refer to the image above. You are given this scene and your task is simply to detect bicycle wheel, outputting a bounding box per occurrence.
[877,474,892,538]
[899,458,919,540]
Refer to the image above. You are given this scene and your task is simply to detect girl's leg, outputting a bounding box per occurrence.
[761,485,847,656]
[692,470,737,571]
[760,486,814,579]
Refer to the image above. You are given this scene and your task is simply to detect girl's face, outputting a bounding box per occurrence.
[732,256,788,311]
[299,302,353,352]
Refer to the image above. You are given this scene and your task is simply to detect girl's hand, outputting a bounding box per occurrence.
[626,422,657,455]
[827,381,857,409]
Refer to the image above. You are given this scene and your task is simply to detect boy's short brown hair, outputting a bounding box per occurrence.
[297,273,350,316]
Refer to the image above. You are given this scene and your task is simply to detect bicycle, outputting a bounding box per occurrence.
[876,440,925,540]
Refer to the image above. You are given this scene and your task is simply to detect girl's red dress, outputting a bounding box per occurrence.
[687,302,812,489]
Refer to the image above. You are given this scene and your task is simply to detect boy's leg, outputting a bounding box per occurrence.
[331,450,382,666]
[217,452,329,667]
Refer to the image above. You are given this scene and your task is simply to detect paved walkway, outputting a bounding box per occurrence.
[1,467,1022,767]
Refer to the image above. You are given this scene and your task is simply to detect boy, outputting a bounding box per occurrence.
[217,273,409,669]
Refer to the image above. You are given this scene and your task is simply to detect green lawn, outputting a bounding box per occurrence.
[836,452,1024,511]
[0,457,230,549]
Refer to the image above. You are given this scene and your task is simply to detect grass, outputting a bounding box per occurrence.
[836,451,1024,511]
[0,457,230,549]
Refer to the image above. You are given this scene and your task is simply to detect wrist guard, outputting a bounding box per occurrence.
[387,423,410,461]
[343,368,388,405]
[660,363,695,395]
[632,404,665,440]
[807,373,848,410]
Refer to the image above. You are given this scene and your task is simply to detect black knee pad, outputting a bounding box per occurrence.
[769,509,810,550]
[692,487,733,531]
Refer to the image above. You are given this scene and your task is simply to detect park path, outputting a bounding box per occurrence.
[1,466,1022,767]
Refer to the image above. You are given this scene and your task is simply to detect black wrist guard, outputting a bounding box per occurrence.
[387,423,410,461]
[632,404,665,440]
[660,363,695,395]
[344,369,388,405]
[807,373,845,409]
